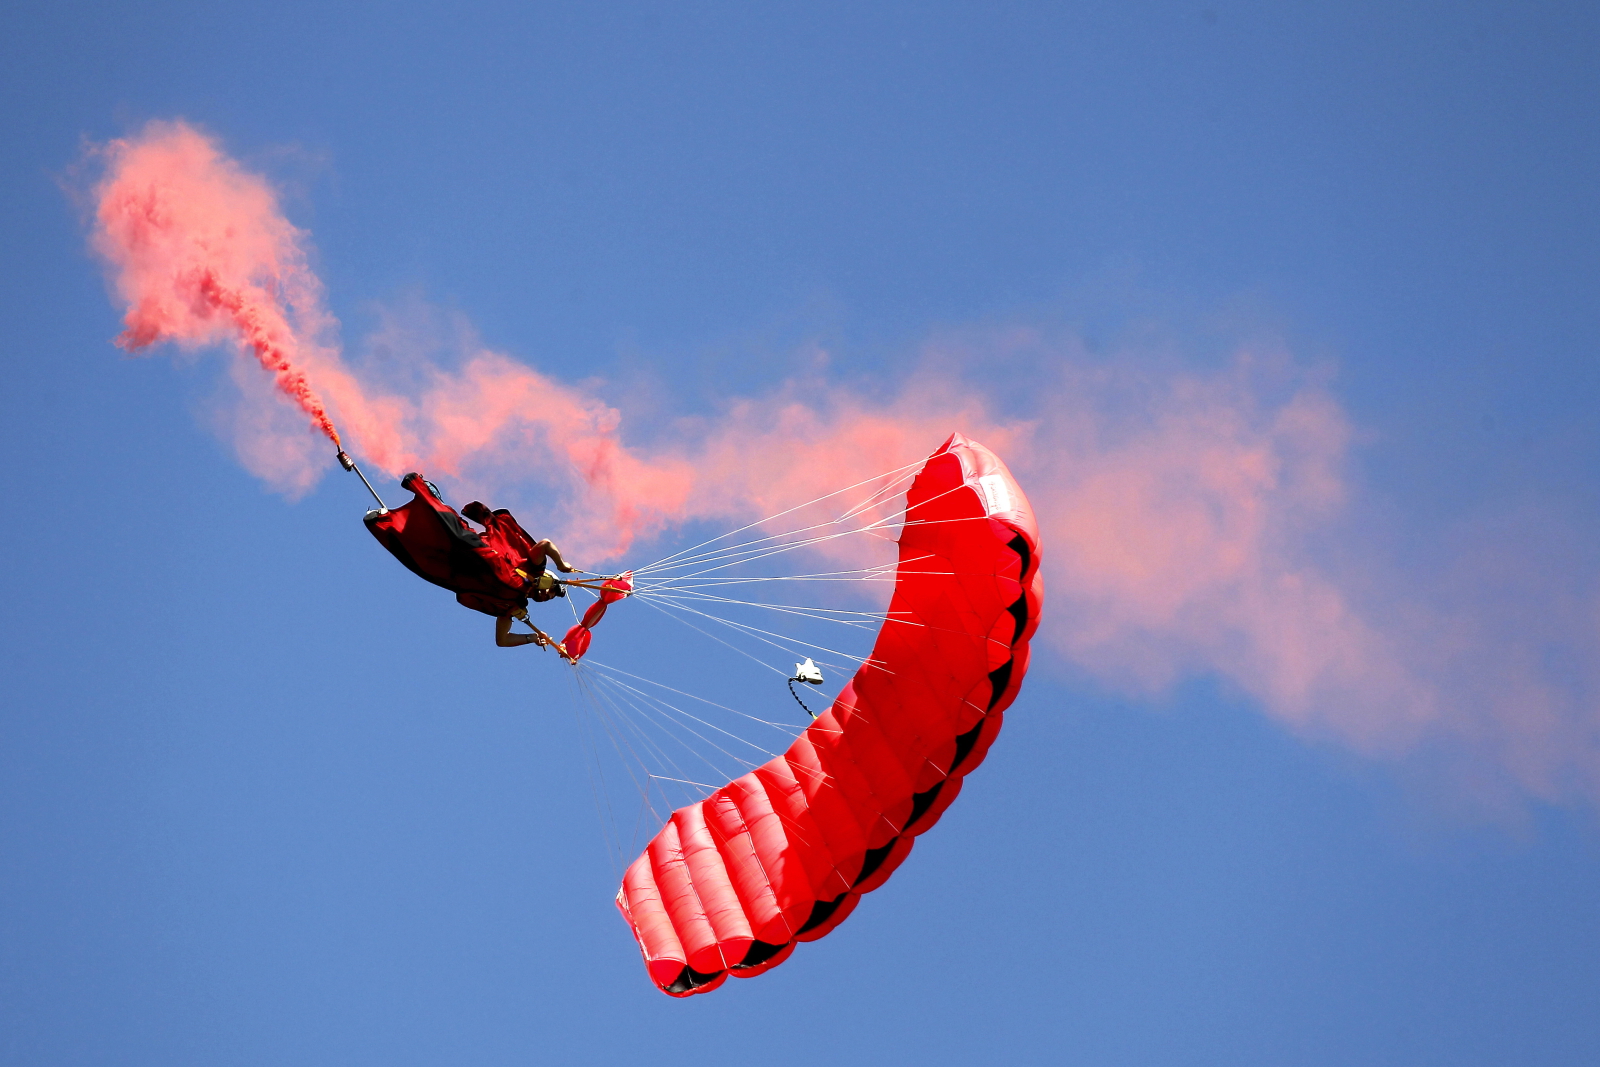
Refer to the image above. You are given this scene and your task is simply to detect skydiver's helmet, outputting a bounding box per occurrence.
[529,571,566,603]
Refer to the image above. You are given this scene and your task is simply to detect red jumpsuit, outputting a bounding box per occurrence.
[365,473,557,617]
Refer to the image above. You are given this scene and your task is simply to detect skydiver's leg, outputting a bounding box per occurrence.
[495,612,548,648]
[533,538,578,573]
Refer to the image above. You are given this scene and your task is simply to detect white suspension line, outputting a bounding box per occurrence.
[639,590,883,671]
[565,669,624,875]
[636,524,902,582]
[634,456,928,573]
[570,666,659,865]
[630,472,916,577]
[635,575,901,590]
[573,666,660,820]
[587,671,779,770]
[637,488,984,583]
[581,659,804,734]
[633,587,888,630]
[575,668,729,844]
[632,595,796,678]
[581,673,757,801]
[638,589,887,660]
[586,670,783,762]
[581,677,767,820]
[582,672,712,782]
[635,562,902,587]
[649,473,972,575]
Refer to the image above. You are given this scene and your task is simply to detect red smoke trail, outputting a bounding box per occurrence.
[87,121,694,546]
[185,270,341,446]
[93,121,341,448]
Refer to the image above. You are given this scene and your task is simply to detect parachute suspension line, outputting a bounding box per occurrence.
[628,476,915,577]
[585,673,790,769]
[564,571,830,832]
[581,658,803,735]
[634,592,878,678]
[631,489,915,577]
[629,560,998,591]
[583,665,768,775]
[571,661,672,857]
[631,595,793,678]
[632,487,984,585]
[633,456,930,574]
[564,665,625,877]
[569,665,638,837]
[587,671,772,780]
[579,671,840,862]
[631,467,980,580]
[627,586,888,630]
[637,589,884,666]
[631,561,903,589]
[578,673,712,849]
[639,590,981,655]
[574,665,781,844]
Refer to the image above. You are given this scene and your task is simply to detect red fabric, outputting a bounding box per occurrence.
[614,433,1043,996]
[560,572,632,661]
[560,626,592,660]
[364,474,544,617]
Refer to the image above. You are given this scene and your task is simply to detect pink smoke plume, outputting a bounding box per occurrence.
[90,120,695,551]
[86,120,1600,811]
[93,122,342,448]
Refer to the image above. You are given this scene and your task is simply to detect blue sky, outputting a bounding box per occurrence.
[3,3,1598,1064]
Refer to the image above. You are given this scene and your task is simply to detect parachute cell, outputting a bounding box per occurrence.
[615,433,1042,996]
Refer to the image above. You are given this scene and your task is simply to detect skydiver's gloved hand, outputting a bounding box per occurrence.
[516,609,551,648]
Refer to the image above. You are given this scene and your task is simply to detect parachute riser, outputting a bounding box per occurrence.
[561,576,626,592]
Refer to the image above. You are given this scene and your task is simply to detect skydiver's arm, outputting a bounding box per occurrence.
[495,614,548,648]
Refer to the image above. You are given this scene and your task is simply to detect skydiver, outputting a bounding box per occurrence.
[364,472,581,653]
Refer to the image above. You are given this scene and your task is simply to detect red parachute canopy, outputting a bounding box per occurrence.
[615,433,1042,996]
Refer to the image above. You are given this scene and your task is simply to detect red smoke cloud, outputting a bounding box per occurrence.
[87,120,1600,810]
[90,120,696,550]
[93,122,342,448]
